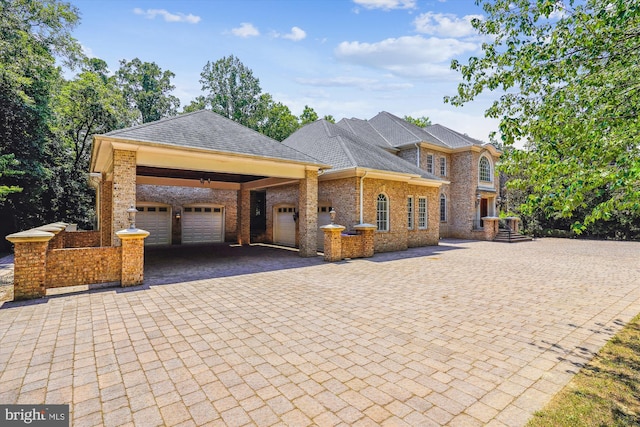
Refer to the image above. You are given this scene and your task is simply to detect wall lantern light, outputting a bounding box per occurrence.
[292,210,299,221]
[475,192,482,206]
[175,210,181,221]
[127,205,137,229]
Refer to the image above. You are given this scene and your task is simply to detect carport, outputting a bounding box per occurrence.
[89,110,330,257]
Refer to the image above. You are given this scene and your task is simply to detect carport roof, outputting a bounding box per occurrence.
[100,110,325,166]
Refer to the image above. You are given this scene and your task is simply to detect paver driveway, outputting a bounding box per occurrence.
[0,238,639,426]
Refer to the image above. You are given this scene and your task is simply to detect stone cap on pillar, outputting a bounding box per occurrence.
[34,224,66,234]
[320,224,346,232]
[353,223,376,230]
[116,228,150,240]
[481,216,499,220]
[6,229,55,243]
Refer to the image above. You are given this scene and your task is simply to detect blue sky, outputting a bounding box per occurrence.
[69,0,499,142]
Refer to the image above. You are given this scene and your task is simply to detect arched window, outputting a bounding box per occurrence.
[376,194,389,231]
[440,194,447,222]
[479,156,492,182]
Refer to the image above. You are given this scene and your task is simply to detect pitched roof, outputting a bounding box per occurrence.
[367,111,496,151]
[282,120,441,180]
[335,118,395,151]
[101,110,324,165]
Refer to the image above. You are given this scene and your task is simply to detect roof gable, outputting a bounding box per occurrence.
[100,110,322,165]
[283,120,441,180]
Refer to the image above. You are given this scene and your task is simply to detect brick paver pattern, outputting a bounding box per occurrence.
[0,238,639,426]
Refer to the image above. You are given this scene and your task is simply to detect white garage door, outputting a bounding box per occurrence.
[317,205,332,251]
[182,206,224,244]
[274,206,296,247]
[136,205,171,246]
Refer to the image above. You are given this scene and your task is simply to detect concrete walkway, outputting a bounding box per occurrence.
[0,238,639,426]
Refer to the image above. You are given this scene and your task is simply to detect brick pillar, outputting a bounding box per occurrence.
[482,217,500,240]
[116,228,149,286]
[35,223,66,249]
[298,169,318,257]
[238,186,251,245]
[112,149,137,246]
[6,230,54,300]
[354,224,376,258]
[101,174,113,246]
[320,225,345,262]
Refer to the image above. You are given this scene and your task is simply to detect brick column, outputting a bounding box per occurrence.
[354,224,376,258]
[320,225,345,262]
[101,174,113,246]
[507,217,520,234]
[6,230,54,300]
[298,169,318,257]
[116,228,149,286]
[238,186,251,245]
[35,223,67,249]
[482,217,500,240]
[112,149,137,246]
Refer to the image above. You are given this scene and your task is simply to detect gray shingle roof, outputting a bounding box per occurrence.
[282,120,441,180]
[101,110,324,165]
[367,111,494,150]
[335,118,395,151]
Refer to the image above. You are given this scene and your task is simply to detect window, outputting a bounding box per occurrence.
[479,156,492,182]
[407,197,414,230]
[440,157,447,176]
[418,197,427,229]
[376,194,389,231]
[426,154,434,174]
[440,194,447,222]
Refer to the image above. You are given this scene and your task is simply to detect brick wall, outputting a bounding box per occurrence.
[362,178,409,252]
[136,184,239,243]
[407,185,440,247]
[64,231,101,248]
[112,149,137,245]
[45,247,121,288]
[100,175,113,246]
[318,177,359,231]
[341,234,364,259]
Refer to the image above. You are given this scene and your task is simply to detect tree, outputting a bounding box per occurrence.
[299,105,319,125]
[323,115,336,124]
[252,94,300,141]
[0,0,83,236]
[403,115,431,128]
[446,0,640,235]
[198,55,262,127]
[50,64,132,226]
[116,58,180,123]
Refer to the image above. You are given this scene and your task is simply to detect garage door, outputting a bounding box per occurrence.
[274,206,296,247]
[136,205,171,246]
[317,205,332,251]
[182,206,224,244]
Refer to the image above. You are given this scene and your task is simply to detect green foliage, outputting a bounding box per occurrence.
[447,0,640,236]
[403,115,431,128]
[116,58,180,124]
[323,115,336,123]
[199,55,262,127]
[253,94,300,141]
[299,105,319,125]
[0,154,23,201]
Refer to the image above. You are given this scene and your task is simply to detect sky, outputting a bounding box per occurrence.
[68,0,500,142]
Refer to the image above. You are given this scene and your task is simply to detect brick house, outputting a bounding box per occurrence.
[336,111,502,240]
[90,109,500,256]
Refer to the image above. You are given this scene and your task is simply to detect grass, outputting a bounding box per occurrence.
[527,313,640,426]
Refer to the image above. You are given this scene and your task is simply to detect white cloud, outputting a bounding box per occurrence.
[296,76,413,91]
[80,44,94,58]
[334,35,478,79]
[413,12,482,38]
[282,26,307,41]
[353,0,416,10]
[133,8,201,24]
[231,22,260,38]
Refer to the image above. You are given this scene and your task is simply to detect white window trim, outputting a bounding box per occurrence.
[426,154,434,174]
[440,194,447,222]
[418,197,427,229]
[479,155,493,183]
[440,157,447,176]
[376,193,389,232]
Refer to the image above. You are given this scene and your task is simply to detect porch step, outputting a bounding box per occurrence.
[493,229,533,243]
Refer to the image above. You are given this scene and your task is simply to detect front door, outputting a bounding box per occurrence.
[480,198,488,227]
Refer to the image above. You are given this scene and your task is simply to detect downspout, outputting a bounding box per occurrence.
[415,143,420,168]
[359,171,368,224]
